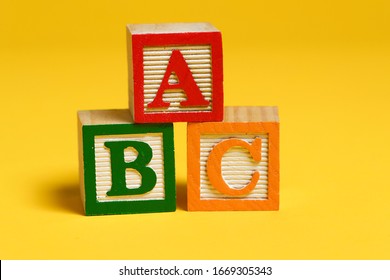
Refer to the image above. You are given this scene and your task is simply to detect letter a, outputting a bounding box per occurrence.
[147,49,210,108]
[206,138,262,196]
[104,141,157,196]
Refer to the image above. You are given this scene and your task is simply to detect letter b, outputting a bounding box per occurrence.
[104,141,157,196]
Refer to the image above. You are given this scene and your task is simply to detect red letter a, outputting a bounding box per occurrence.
[147,49,210,109]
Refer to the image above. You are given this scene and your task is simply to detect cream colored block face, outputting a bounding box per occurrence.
[143,45,213,113]
[200,134,269,200]
[94,133,165,202]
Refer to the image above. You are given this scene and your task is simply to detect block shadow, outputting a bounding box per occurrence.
[51,182,84,215]
[176,180,187,211]
[38,174,84,216]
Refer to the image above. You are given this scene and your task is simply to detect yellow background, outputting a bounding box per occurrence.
[1,0,390,259]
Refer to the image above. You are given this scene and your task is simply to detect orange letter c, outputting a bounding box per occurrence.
[206,138,262,196]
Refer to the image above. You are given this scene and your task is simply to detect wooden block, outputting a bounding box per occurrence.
[78,109,176,215]
[127,22,223,123]
[187,106,279,211]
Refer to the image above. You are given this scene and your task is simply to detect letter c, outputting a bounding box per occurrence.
[206,138,262,196]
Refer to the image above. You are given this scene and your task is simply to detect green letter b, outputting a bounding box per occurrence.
[104,141,157,196]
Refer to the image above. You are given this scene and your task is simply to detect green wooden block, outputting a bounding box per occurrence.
[78,109,176,215]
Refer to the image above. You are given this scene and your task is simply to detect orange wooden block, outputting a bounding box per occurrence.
[187,106,279,211]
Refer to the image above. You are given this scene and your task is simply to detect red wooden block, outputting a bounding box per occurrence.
[127,23,223,123]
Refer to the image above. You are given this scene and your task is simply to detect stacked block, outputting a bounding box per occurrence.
[187,106,279,211]
[78,109,175,215]
[78,22,279,215]
[127,23,223,123]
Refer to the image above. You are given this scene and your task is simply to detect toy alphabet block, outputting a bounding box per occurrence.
[187,106,279,211]
[78,109,176,215]
[127,22,223,123]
